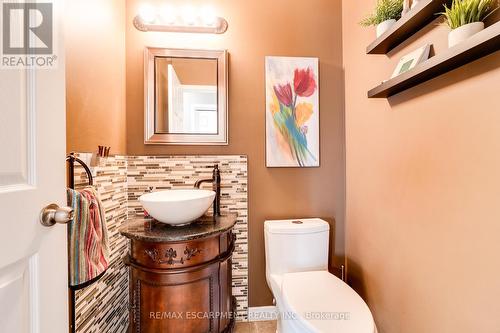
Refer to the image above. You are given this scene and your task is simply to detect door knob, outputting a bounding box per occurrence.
[40,204,74,227]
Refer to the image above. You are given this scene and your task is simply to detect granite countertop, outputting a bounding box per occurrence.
[119,213,237,242]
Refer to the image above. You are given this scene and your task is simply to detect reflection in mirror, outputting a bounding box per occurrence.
[155,57,218,134]
[145,48,228,145]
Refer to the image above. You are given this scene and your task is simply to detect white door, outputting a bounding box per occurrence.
[167,63,184,133]
[0,1,68,333]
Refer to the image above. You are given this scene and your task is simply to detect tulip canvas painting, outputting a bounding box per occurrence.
[265,56,319,167]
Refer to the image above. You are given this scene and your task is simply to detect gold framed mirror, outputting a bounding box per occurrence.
[144,48,228,145]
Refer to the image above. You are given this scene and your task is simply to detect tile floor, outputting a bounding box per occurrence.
[235,321,277,333]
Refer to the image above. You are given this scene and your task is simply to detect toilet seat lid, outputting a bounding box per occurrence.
[281,271,375,333]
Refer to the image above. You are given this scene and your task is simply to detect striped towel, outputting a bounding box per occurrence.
[67,187,110,288]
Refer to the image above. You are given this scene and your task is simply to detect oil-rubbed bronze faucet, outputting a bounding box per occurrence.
[194,164,221,216]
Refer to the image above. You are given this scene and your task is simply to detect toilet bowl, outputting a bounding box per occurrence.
[264,218,376,333]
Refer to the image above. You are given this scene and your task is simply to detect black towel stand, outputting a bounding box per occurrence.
[66,152,93,189]
[66,153,101,333]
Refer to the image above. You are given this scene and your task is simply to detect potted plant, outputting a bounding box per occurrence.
[360,0,404,37]
[442,0,499,47]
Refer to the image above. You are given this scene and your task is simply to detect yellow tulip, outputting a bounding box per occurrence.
[295,102,313,126]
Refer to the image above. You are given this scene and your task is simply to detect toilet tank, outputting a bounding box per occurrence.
[264,218,329,278]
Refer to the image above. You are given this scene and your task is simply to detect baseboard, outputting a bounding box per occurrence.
[248,306,278,321]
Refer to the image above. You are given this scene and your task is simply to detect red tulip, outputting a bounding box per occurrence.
[294,67,317,97]
[273,83,293,107]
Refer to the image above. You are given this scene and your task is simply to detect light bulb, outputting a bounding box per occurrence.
[139,4,156,23]
[182,5,197,26]
[200,6,216,26]
[160,5,176,25]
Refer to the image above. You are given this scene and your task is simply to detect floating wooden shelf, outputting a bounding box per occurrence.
[366,0,452,54]
[368,22,500,98]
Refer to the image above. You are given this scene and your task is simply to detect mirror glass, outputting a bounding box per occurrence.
[155,57,218,134]
[145,48,227,145]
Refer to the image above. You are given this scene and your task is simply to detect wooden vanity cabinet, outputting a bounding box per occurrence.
[124,221,236,333]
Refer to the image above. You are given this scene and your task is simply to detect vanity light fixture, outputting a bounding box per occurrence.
[134,4,228,34]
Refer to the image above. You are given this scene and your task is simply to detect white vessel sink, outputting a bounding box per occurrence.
[139,189,216,226]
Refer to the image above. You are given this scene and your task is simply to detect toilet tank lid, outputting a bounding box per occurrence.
[264,218,329,234]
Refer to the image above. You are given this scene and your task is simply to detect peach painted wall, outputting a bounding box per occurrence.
[125,0,345,306]
[66,0,127,154]
[343,1,500,332]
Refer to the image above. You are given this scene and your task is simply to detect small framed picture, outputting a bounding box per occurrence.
[411,0,421,9]
[402,0,411,16]
[391,44,431,78]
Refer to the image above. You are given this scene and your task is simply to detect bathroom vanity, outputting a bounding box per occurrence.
[119,214,237,333]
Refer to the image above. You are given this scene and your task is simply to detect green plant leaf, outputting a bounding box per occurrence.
[360,0,404,26]
[441,0,499,29]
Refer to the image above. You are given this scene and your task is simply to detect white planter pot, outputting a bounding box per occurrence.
[448,22,484,48]
[376,19,396,37]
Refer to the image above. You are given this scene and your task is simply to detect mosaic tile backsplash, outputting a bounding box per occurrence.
[73,156,129,333]
[72,154,248,333]
[127,155,249,319]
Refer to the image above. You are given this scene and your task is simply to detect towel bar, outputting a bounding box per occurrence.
[66,152,93,188]
[66,152,95,333]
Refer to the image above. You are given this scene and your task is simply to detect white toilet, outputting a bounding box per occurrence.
[264,218,376,333]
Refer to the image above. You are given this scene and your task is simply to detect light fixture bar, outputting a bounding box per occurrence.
[133,15,228,34]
